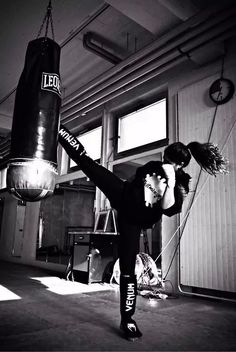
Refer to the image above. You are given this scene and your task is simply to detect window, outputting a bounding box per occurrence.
[0,168,7,189]
[70,126,102,168]
[117,98,167,154]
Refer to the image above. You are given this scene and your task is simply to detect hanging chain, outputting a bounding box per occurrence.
[37,0,55,40]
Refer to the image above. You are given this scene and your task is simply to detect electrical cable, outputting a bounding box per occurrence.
[163,111,236,281]
[162,52,226,279]
[162,48,224,277]
[139,50,234,284]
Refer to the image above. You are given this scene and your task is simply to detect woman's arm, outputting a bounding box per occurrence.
[161,164,176,210]
[161,183,175,209]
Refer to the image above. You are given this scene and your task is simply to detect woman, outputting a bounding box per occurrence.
[58,124,228,341]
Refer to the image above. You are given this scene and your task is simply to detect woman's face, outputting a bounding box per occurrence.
[169,162,184,171]
[164,156,184,171]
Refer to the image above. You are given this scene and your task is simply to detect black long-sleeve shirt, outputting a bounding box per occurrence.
[119,161,190,229]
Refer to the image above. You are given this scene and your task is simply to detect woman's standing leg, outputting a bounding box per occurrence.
[59,125,142,340]
[118,214,143,341]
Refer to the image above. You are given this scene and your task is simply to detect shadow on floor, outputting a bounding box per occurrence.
[0,260,235,351]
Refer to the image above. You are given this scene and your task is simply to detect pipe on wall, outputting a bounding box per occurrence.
[63,57,186,123]
[61,5,236,124]
[61,2,233,110]
[61,29,234,124]
[83,32,122,65]
[61,27,236,123]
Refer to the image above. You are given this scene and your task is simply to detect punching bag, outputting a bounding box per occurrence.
[7,37,61,202]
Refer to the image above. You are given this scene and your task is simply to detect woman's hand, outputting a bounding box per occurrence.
[162,164,176,188]
[160,164,176,210]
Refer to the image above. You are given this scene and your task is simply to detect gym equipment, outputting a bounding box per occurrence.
[71,232,119,284]
[7,37,61,202]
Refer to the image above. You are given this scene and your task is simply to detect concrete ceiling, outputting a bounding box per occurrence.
[0,0,235,159]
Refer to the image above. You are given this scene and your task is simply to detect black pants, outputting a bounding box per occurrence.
[78,154,141,275]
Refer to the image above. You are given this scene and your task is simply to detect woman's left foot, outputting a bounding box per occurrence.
[120,318,142,341]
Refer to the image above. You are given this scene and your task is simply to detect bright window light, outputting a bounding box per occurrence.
[0,285,21,301]
[117,98,167,153]
[0,168,7,189]
[70,126,102,168]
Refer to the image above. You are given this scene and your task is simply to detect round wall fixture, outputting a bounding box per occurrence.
[209,78,235,105]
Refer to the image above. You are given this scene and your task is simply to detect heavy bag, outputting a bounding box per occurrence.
[7,37,61,202]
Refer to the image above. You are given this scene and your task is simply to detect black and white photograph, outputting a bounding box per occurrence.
[0,0,235,351]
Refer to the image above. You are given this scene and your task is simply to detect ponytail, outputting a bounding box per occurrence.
[187,142,228,176]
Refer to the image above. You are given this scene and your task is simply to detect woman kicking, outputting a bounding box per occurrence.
[58,124,227,341]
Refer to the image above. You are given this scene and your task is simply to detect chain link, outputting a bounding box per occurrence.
[37,0,55,40]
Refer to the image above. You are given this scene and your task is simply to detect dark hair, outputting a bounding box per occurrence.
[164,142,191,167]
[164,141,228,176]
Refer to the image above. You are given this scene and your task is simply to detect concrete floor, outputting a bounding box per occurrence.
[0,260,235,351]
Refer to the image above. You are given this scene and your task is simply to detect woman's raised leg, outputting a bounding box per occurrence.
[58,124,124,208]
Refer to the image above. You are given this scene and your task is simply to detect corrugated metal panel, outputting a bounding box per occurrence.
[178,74,236,293]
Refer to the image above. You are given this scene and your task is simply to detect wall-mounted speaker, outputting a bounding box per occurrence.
[72,234,119,284]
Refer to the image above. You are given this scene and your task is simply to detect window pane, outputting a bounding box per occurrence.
[0,168,7,189]
[117,98,166,153]
[70,126,102,168]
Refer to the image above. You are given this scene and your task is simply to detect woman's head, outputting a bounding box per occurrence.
[163,142,191,169]
[164,141,228,176]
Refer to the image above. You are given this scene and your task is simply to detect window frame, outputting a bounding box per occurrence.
[113,94,168,160]
[68,124,102,172]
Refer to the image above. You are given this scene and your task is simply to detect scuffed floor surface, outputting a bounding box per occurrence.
[0,260,235,351]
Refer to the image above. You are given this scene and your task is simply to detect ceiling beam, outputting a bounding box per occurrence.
[158,0,198,21]
[105,0,179,34]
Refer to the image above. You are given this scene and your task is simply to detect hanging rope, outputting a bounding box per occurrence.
[162,106,220,280]
[139,108,235,285]
[163,110,236,280]
[37,0,55,40]
[139,51,232,283]
[162,51,227,280]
